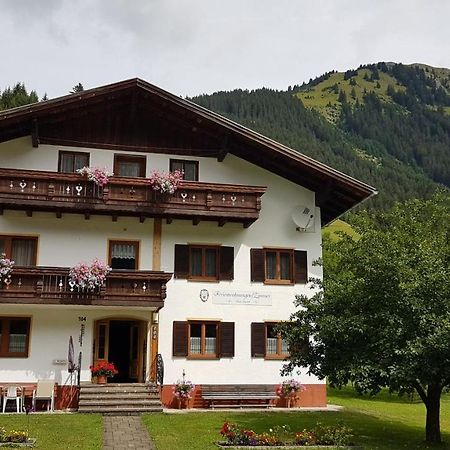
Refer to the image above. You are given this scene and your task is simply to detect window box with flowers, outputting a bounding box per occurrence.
[76,166,113,187]
[90,361,118,384]
[147,170,183,197]
[276,379,305,408]
[0,254,14,288]
[69,259,111,293]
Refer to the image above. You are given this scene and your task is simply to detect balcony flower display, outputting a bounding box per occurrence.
[69,258,111,291]
[147,170,183,194]
[77,166,113,187]
[0,253,14,285]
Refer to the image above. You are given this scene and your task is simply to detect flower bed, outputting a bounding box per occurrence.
[0,427,35,447]
[218,422,355,448]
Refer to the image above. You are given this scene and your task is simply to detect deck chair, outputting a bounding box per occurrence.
[32,380,55,412]
[2,386,22,413]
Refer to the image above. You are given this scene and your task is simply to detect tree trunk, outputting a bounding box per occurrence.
[425,384,442,443]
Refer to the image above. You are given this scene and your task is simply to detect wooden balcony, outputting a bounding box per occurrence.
[0,267,172,308]
[0,168,266,227]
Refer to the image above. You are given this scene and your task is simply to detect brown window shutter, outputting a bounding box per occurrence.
[172,321,188,356]
[219,322,235,357]
[174,244,189,279]
[251,322,265,357]
[219,246,234,281]
[294,250,308,284]
[250,248,265,282]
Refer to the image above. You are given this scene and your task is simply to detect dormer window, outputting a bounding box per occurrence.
[170,159,198,181]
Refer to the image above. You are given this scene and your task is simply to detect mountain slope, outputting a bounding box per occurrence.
[191,63,449,212]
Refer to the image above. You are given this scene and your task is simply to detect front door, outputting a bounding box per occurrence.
[93,319,146,383]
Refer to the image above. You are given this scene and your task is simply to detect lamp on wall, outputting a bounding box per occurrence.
[152,312,159,324]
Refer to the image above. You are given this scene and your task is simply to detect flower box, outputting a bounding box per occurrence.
[0,438,36,448]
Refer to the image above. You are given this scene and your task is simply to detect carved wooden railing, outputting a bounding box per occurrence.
[0,168,266,226]
[0,267,173,308]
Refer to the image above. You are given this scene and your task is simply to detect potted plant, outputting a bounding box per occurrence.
[90,361,118,384]
[147,170,183,195]
[69,258,111,292]
[173,378,195,409]
[77,166,113,187]
[276,379,305,408]
[0,253,14,287]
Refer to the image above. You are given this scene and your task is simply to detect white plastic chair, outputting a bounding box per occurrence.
[2,386,22,413]
[32,380,55,412]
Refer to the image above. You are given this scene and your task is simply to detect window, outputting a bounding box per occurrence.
[0,317,31,357]
[250,248,307,284]
[0,236,37,266]
[58,151,90,173]
[169,159,199,181]
[174,244,234,281]
[172,321,234,359]
[114,154,146,177]
[109,241,139,270]
[251,322,289,359]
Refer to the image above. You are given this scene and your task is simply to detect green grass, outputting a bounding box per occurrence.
[0,413,102,449]
[142,386,450,449]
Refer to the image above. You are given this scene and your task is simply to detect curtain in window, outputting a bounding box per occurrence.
[265,252,276,279]
[280,253,291,280]
[119,162,140,177]
[8,320,27,353]
[205,249,217,277]
[60,154,74,172]
[190,248,202,276]
[0,239,5,255]
[11,239,35,266]
[111,244,136,259]
[183,163,197,181]
[189,324,202,354]
[205,324,217,354]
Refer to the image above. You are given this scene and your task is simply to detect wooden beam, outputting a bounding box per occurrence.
[31,118,39,148]
[152,218,162,271]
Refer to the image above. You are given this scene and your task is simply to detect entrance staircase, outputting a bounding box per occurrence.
[78,383,163,415]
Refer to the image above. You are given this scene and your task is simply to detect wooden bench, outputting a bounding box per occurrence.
[202,384,277,409]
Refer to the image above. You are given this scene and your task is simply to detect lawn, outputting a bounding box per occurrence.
[142,386,450,450]
[0,413,102,449]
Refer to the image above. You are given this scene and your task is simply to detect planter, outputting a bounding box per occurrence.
[96,375,107,384]
[177,397,191,409]
[278,396,297,408]
[0,438,37,448]
[216,444,358,449]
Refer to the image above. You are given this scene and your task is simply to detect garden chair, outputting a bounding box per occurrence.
[2,386,22,413]
[32,380,55,412]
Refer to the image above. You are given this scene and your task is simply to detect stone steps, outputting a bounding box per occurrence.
[78,383,162,414]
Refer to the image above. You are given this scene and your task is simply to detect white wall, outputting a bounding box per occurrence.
[0,304,153,384]
[0,138,324,387]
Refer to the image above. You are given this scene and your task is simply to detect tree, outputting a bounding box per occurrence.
[0,83,38,111]
[70,83,84,93]
[281,192,450,443]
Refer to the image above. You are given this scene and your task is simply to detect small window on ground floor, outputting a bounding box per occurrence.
[109,240,139,270]
[0,317,31,357]
[0,236,37,266]
[172,321,234,359]
[251,322,289,359]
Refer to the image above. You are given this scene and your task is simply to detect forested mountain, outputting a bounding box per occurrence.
[192,63,450,211]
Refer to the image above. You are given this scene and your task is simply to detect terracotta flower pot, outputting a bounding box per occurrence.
[177,397,191,409]
[97,375,107,384]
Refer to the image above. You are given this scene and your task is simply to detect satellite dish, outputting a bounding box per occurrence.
[292,206,315,231]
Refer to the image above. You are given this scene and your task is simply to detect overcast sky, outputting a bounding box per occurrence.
[1,0,449,99]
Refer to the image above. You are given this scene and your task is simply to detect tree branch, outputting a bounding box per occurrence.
[413,380,428,405]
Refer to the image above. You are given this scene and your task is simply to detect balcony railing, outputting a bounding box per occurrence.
[0,168,266,226]
[0,267,172,308]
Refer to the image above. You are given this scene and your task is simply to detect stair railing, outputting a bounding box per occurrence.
[156,353,164,386]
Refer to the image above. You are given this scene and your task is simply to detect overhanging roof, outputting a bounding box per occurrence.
[0,78,377,224]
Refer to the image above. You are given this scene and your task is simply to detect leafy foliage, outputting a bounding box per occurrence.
[281,192,450,442]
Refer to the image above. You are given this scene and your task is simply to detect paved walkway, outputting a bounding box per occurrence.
[103,416,155,450]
